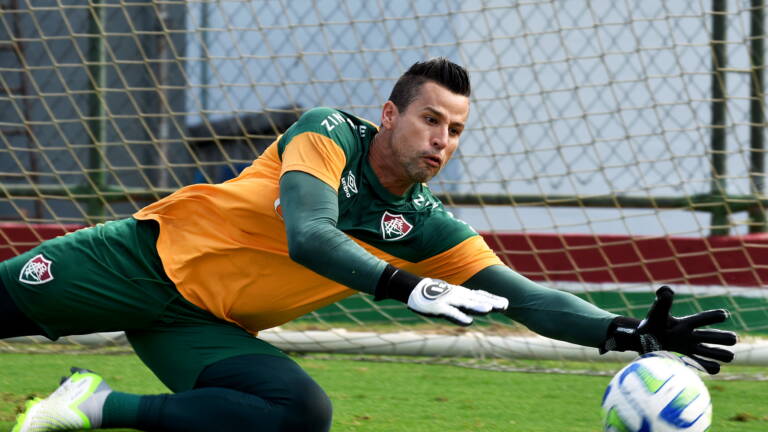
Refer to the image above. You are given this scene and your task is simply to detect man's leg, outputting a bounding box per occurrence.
[14,300,334,432]
[11,254,334,432]
[103,354,332,432]
[108,294,332,432]
[105,304,332,432]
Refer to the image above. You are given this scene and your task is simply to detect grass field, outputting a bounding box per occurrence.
[0,352,766,431]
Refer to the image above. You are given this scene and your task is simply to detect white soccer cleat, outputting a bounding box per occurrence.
[13,367,112,432]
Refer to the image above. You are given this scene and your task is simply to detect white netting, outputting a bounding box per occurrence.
[0,1,766,368]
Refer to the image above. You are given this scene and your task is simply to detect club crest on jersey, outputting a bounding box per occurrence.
[19,253,54,285]
[381,211,413,241]
[341,170,358,198]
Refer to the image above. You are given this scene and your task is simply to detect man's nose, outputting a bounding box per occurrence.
[431,127,449,149]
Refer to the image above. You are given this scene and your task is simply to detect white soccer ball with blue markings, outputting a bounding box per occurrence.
[601,351,712,432]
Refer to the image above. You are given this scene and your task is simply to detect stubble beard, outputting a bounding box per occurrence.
[380,133,436,185]
[402,157,435,184]
[394,142,437,184]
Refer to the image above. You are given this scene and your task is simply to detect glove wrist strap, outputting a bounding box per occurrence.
[599,316,642,354]
[374,264,421,303]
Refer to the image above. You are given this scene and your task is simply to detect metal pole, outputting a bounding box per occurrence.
[749,0,766,233]
[710,0,729,236]
[87,0,107,223]
[201,1,210,112]
[157,4,171,189]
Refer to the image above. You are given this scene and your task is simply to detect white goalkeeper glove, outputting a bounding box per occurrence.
[406,278,509,326]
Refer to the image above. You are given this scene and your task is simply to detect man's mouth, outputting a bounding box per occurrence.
[423,155,442,168]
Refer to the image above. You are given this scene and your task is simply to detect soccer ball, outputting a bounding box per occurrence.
[601,351,712,432]
[636,351,707,374]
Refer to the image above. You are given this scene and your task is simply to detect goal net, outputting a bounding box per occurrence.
[1,0,767,368]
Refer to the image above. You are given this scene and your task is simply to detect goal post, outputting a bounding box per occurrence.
[1,1,767,366]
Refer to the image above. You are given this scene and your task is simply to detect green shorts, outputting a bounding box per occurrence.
[0,218,287,392]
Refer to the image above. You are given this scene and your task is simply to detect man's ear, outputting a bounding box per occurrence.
[380,100,398,130]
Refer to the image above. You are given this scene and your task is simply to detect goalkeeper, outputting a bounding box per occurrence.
[2,58,736,432]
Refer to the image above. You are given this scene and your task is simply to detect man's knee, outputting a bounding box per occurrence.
[195,354,333,431]
[279,373,332,431]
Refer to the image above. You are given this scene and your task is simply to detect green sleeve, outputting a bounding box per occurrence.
[280,170,387,294]
[463,265,617,347]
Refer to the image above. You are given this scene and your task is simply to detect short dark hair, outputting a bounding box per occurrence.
[387,57,471,112]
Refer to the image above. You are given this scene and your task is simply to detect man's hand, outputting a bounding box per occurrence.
[602,286,738,374]
[407,278,509,326]
[636,286,737,374]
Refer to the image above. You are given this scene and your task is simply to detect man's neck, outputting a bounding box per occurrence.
[368,133,412,197]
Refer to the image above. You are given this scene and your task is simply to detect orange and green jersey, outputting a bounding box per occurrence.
[134,107,503,334]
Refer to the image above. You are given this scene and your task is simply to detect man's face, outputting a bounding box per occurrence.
[383,81,469,184]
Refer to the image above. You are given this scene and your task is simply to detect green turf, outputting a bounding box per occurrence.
[0,353,765,431]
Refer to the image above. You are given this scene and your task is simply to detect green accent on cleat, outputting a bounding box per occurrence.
[12,368,112,432]
[12,399,42,432]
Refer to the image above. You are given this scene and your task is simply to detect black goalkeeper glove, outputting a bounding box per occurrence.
[600,286,737,374]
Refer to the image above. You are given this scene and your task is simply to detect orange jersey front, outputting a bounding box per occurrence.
[134,107,502,333]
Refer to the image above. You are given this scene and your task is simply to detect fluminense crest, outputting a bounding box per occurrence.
[19,254,54,285]
[380,211,413,241]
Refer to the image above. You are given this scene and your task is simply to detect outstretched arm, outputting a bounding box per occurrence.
[279,170,508,325]
[463,265,616,347]
[463,265,737,374]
